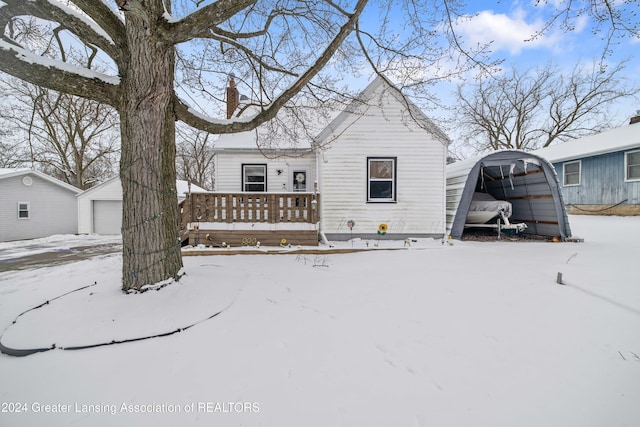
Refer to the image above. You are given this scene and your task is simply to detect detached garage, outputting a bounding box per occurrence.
[77,176,123,235]
[78,177,207,235]
[446,150,572,240]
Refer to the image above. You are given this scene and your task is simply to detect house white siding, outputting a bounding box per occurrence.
[0,171,79,242]
[317,79,447,239]
[214,151,316,193]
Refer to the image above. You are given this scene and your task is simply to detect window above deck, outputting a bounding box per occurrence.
[242,164,267,192]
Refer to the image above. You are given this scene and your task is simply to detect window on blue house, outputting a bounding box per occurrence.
[625,150,640,181]
[563,161,581,186]
[367,157,396,202]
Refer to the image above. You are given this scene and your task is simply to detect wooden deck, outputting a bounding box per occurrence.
[179,192,320,246]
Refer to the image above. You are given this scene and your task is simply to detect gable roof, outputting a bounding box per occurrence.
[0,168,81,194]
[214,76,450,152]
[532,124,640,163]
[314,75,450,147]
[213,105,317,152]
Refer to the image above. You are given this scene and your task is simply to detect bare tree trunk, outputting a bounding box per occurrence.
[119,6,182,291]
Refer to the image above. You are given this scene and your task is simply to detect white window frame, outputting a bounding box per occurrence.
[563,160,581,186]
[367,157,397,202]
[624,150,640,182]
[18,202,30,220]
[242,164,267,192]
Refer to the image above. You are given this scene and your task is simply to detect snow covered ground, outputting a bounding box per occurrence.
[1,215,639,427]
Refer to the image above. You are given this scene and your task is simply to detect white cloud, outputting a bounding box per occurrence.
[454,9,561,55]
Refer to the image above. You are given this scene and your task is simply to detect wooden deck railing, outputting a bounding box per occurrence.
[180,192,320,230]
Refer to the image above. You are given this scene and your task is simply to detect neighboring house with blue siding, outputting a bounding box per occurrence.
[533,118,640,215]
[0,169,81,242]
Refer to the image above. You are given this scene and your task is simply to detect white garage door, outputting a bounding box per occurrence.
[93,200,122,234]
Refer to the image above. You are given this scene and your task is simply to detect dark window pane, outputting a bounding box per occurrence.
[246,175,264,183]
[370,181,393,199]
[565,162,579,174]
[627,151,640,166]
[245,183,265,192]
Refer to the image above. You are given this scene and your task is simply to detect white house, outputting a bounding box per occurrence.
[181,76,450,246]
[0,168,81,242]
[315,76,450,240]
[78,177,206,235]
[212,130,317,194]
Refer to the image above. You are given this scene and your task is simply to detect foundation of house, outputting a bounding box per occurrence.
[566,204,640,216]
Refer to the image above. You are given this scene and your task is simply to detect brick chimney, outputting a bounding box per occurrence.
[630,111,640,125]
[226,75,239,119]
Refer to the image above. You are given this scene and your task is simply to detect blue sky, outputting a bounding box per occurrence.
[454,1,639,69]
[440,1,639,116]
[353,1,637,110]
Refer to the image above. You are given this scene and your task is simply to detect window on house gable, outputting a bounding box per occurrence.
[18,202,30,219]
[563,161,581,186]
[625,150,640,181]
[242,164,267,191]
[367,157,397,202]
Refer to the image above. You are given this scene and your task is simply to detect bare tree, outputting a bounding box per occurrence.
[0,124,24,167]
[0,0,637,291]
[0,76,119,189]
[176,126,215,190]
[455,59,639,153]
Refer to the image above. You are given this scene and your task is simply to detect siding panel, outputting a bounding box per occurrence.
[1,174,78,241]
[555,150,640,209]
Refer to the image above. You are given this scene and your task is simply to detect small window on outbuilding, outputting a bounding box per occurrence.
[625,150,640,181]
[18,202,30,219]
[367,157,397,202]
[563,161,581,186]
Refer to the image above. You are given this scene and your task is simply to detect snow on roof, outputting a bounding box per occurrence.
[446,149,555,180]
[0,168,81,193]
[315,76,450,147]
[532,124,640,163]
[214,77,449,152]
[176,180,207,195]
[0,168,30,176]
[214,129,261,150]
[213,105,320,152]
[76,176,208,198]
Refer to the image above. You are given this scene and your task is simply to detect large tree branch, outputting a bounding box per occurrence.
[162,0,257,44]
[66,0,127,58]
[0,0,123,65]
[175,0,368,134]
[0,41,119,106]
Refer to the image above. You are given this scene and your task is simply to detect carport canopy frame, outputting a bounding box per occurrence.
[447,150,572,240]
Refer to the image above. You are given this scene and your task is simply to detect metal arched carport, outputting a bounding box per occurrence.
[446,150,572,240]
